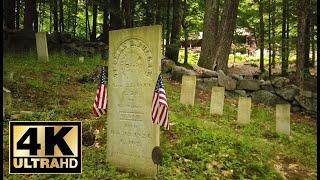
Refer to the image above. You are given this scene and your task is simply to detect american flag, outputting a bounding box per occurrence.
[151,74,169,130]
[93,67,107,117]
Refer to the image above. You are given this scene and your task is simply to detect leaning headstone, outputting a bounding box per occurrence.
[180,75,196,106]
[210,86,225,115]
[237,97,251,124]
[35,32,49,61]
[107,25,161,176]
[276,104,291,136]
[3,87,12,118]
[79,57,84,63]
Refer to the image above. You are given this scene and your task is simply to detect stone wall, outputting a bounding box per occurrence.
[162,59,317,118]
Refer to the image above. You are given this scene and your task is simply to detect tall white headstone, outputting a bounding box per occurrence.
[276,104,291,136]
[237,97,251,124]
[35,32,49,61]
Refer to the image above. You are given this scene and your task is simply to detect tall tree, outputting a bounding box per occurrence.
[198,0,219,69]
[122,0,134,28]
[271,0,276,68]
[198,0,240,71]
[5,0,16,29]
[268,0,271,77]
[165,0,171,47]
[110,0,122,30]
[281,0,288,75]
[296,0,310,86]
[182,0,188,64]
[52,0,59,32]
[259,0,265,73]
[165,0,182,63]
[102,0,109,43]
[24,0,36,32]
[73,0,78,37]
[90,0,98,41]
[155,0,162,24]
[85,0,89,40]
[310,12,316,67]
[59,0,64,32]
[145,0,155,25]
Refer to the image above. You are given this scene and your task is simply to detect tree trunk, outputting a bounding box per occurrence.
[214,0,240,71]
[5,0,16,29]
[198,0,220,69]
[281,0,288,75]
[310,13,316,67]
[16,0,20,29]
[271,0,276,68]
[59,0,64,32]
[102,0,109,43]
[123,0,133,28]
[296,0,310,86]
[165,0,171,47]
[259,0,265,73]
[268,0,271,77]
[145,0,155,25]
[110,0,122,30]
[182,0,188,64]
[33,1,38,32]
[303,2,311,75]
[165,0,183,63]
[85,0,89,40]
[73,0,78,38]
[24,0,35,32]
[91,0,98,42]
[156,0,162,24]
[52,0,59,32]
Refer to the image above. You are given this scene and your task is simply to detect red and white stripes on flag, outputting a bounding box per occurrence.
[151,74,169,130]
[93,67,107,117]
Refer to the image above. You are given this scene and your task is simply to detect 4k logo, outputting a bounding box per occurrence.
[9,121,82,174]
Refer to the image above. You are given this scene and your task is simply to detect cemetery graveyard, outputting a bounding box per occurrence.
[3,0,317,179]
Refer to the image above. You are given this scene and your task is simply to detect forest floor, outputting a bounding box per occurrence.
[3,52,317,179]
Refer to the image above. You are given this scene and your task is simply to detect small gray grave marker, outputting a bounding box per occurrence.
[210,86,225,115]
[276,104,291,136]
[237,97,251,124]
[180,75,196,106]
[35,32,49,61]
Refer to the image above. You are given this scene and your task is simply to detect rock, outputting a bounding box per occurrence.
[260,80,274,92]
[294,95,317,116]
[275,84,300,101]
[196,77,218,91]
[161,59,176,73]
[234,90,247,97]
[271,77,290,88]
[171,66,197,82]
[251,90,287,106]
[217,70,237,91]
[231,74,243,81]
[237,79,261,91]
[193,65,218,78]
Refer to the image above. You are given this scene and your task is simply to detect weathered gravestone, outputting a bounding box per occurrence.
[3,87,12,118]
[180,75,196,106]
[79,57,84,63]
[35,32,49,61]
[276,104,291,136]
[237,97,251,124]
[210,86,225,115]
[107,25,161,176]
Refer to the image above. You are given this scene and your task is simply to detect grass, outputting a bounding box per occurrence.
[3,52,317,179]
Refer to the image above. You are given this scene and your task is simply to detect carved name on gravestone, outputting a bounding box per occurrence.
[276,104,291,136]
[210,87,225,115]
[180,75,196,106]
[35,32,49,61]
[237,97,251,124]
[107,26,161,176]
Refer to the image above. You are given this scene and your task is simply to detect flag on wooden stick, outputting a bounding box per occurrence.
[93,67,107,117]
[151,74,170,130]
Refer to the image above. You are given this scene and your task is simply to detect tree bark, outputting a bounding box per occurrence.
[165,0,183,63]
[296,0,310,86]
[214,0,240,71]
[110,0,122,30]
[59,0,64,32]
[259,0,265,73]
[5,0,16,29]
[73,0,78,38]
[165,0,171,46]
[85,0,89,40]
[123,0,133,28]
[198,0,220,69]
[52,0,59,32]
[91,0,98,41]
[310,13,316,67]
[182,0,188,64]
[145,0,155,25]
[24,0,35,32]
[281,0,288,75]
[156,0,162,24]
[271,0,276,68]
[268,0,271,77]
[33,1,38,32]
[102,0,109,43]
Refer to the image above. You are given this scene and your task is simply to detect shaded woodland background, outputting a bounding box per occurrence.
[3,0,317,86]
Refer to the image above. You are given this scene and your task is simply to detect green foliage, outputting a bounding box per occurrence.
[3,52,316,179]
